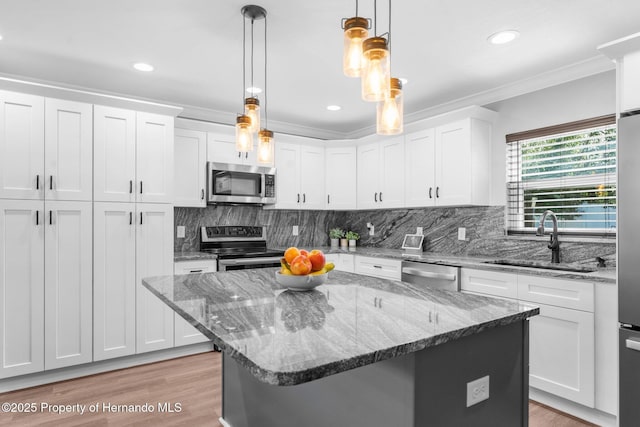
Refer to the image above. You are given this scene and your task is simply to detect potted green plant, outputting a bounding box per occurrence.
[345,231,360,248]
[329,228,344,249]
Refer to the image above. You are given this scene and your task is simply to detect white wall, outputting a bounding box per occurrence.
[485,71,616,205]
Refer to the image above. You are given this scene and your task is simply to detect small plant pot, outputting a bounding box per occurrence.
[340,238,348,248]
[348,239,357,248]
[330,238,339,249]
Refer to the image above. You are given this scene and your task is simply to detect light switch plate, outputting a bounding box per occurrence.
[177,226,186,239]
[292,225,299,236]
[416,227,423,235]
[369,225,375,236]
[458,227,466,241]
[466,375,490,407]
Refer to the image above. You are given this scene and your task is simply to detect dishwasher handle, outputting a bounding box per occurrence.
[401,267,457,282]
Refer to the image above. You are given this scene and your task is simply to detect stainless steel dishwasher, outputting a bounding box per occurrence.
[401,261,460,291]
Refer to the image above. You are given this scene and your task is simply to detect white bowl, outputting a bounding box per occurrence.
[274,271,328,291]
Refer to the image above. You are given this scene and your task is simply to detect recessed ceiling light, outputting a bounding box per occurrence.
[399,78,408,85]
[488,30,520,45]
[133,62,154,72]
[246,86,263,94]
[327,105,341,111]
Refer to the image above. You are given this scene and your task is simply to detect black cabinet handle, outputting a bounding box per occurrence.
[129,180,133,194]
[129,211,133,225]
[429,187,432,199]
[189,269,203,273]
[36,210,39,225]
[245,152,248,159]
[201,189,205,200]
[436,187,440,198]
[49,210,52,225]
[327,194,330,204]
[140,212,143,225]
[36,175,40,190]
[379,298,382,309]
[380,192,383,202]
[303,193,306,203]
[140,181,143,194]
[374,297,378,307]
[297,193,300,203]
[238,152,241,158]
[49,175,53,190]
[374,192,378,202]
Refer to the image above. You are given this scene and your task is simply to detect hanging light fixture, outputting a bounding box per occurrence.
[342,1,370,77]
[361,0,390,102]
[257,5,274,164]
[377,0,403,135]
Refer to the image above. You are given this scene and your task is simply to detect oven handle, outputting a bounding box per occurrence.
[401,267,457,282]
[219,256,282,266]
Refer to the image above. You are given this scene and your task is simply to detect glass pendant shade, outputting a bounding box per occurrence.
[244,97,260,133]
[343,17,369,77]
[257,129,274,164]
[235,115,253,152]
[361,37,390,102]
[376,78,403,135]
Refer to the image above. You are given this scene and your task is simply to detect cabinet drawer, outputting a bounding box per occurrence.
[325,253,355,273]
[460,269,518,299]
[518,275,594,312]
[174,260,217,275]
[355,256,401,280]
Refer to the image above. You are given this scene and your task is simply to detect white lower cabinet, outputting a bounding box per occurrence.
[93,202,137,361]
[528,302,595,407]
[324,253,355,273]
[354,256,401,280]
[174,260,216,346]
[44,201,93,370]
[0,200,45,378]
[136,204,175,353]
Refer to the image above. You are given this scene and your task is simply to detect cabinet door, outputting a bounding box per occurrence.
[405,129,435,207]
[274,142,301,209]
[44,201,92,370]
[0,200,44,378]
[528,303,595,407]
[174,128,207,207]
[0,91,45,200]
[44,99,93,201]
[207,132,259,165]
[93,106,136,202]
[325,146,357,210]
[621,51,640,113]
[136,203,174,353]
[93,202,136,361]
[435,119,472,206]
[379,137,404,208]
[299,145,325,210]
[356,142,380,209]
[136,112,174,203]
[173,261,214,346]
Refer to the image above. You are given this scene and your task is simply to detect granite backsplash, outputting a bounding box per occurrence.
[175,205,615,265]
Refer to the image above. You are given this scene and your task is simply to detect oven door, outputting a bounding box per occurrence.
[218,256,282,271]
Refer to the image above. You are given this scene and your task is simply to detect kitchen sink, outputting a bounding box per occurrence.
[482,259,597,273]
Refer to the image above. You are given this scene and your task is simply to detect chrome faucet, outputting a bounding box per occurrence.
[536,210,560,263]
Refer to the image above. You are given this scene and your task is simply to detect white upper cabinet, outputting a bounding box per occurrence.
[357,136,404,209]
[93,106,137,203]
[621,50,640,112]
[94,107,173,203]
[44,200,93,370]
[404,118,491,207]
[325,146,357,210]
[174,128,207,207]
[0,91,45,200]
[44,99,93,201]
[274,141,325,210]
[0,200,45,379]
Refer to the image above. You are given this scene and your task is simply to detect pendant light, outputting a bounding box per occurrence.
[361,0,390,102]
[257,6,274,164]
[342,1,370,77]
[376,0,403,135]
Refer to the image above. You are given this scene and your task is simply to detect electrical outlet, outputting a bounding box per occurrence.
[369,225,375,236]
[176,226,186,239]
[416,227,423,235]
[292,225,299,236]
[466,376,490,407]
[458,227,466,241]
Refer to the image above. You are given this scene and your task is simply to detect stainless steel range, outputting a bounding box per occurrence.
[200,226,282,271]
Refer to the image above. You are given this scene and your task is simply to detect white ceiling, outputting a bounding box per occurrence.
[0,0,638,138]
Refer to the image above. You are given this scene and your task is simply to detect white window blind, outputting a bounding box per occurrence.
[506,117,617,235]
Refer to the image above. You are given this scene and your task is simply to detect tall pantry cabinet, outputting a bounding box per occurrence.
[0,92,93,378]
[93,106,174,360]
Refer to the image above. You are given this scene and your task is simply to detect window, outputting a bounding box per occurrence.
[506,115,616,236]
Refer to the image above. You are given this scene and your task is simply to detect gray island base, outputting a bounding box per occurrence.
[142,269,538,427]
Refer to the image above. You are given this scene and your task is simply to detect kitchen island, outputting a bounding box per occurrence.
[143,269,538,427]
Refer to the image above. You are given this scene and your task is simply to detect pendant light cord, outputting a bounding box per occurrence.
[388,0,391,52]
[374,0,377,35]
[264,15,268,128]
[355,0,359,17]
[251,18,255,97]
[242,16,246,109]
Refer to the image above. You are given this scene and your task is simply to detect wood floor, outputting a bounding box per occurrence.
[0,351,598,427]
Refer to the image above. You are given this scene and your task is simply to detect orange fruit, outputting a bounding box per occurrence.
[284,247,300,264]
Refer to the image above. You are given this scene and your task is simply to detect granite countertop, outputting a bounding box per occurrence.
[174,251,217,262]
[143,268,538,386]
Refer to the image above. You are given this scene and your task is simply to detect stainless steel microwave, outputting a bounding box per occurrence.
[207,162,276,205]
